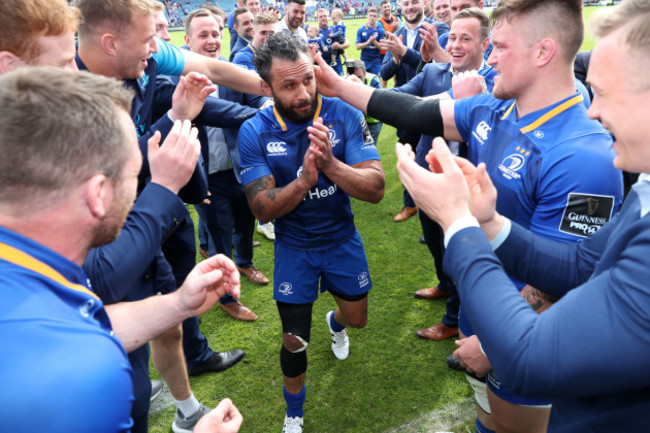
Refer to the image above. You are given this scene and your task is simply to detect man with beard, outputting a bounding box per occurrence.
[0,66,243,433]
[239,34,385,433]
[276,0,308,41]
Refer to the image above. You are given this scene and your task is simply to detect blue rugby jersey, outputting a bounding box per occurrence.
[239,95,380,251]
[356,24,385,67]
[455,91,623,246]
[232,43,257,71]
[0,226,133,433]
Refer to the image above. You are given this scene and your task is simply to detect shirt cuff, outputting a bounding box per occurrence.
[443,215,480,248]
[489,218,511,251]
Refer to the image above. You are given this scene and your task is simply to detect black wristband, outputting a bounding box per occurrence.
[367,90,444,137]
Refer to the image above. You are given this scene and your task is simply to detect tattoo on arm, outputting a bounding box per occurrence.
[245,175,274,215]
[521,285,559,313]
[245,175,273,203]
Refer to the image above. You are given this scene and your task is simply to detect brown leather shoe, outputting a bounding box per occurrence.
[414,286,450,300]
[220,301,258,322]
[416,322,459,341]
[394,206,418,222]
[237,265,270,285]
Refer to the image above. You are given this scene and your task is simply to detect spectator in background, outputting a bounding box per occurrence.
[307,24,328,55]
[420,0,484,63]
[378,0,400,87]
[433,0,451,27]
[228,0,246,51]
[182,8,271,322]
[347,58,383,144]
[245,0,262,16]
[356,7,385,74]
[230,8,255,61]
[379,0,427,222]
[233,13,278,70]
[329,9,349,70]
[276,0,308,41]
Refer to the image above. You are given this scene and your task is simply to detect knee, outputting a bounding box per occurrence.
[282,332,309,353]
[344,310,367,329]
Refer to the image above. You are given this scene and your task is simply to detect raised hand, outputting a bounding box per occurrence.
[148,119,201,194]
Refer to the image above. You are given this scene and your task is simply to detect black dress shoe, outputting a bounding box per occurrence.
[188,350,246,376]
[446,353,464,372]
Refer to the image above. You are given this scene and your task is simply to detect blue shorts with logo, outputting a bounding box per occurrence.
[487,370,552,407]
[273,230,372,304]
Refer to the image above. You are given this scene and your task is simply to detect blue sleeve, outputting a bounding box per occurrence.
[444,221,650,398]
[228,14,238,51]
[453,93,493,142]
[436,22,450,36]
[239,119,273,185]
[195,96,258,128]
[151,38,185,76]
[83,183,188,304]
[438,32,449,50]
[344,107,381,165]
[495,216,611,296]
[232,52,256,70]
[356,27,364,44]
[402,46,423,67]
[390,66,426,95]
[380,50,399,80]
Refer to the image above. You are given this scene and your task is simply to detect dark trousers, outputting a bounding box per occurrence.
[195,169,255,305]
[400,136,420,208]
[419,210,459,328]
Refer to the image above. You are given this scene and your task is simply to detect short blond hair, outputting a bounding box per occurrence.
[76,0,157,38]
[331,9,343,20]
[254,13,277,26]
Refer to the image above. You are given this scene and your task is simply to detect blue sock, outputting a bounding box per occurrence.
[475,417,496,433]
[284,385,306,418]
[329,311,345,332]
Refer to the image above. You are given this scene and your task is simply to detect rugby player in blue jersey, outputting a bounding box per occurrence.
[315,0,624,431]
[239,34,385,433]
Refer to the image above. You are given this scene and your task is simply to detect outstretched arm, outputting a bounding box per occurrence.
[105,254,240,353]
[314,53,461,141]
